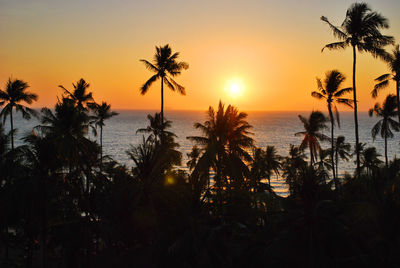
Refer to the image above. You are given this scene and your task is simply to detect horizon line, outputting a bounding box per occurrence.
[28,106,369,113]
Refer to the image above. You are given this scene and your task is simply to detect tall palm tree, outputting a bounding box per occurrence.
[368,94,400,167]
[312,70,353,182]
[371,45,400,122]
[295,111,329,165]
[59,78,94,110]
[187,101,254,213]
[0,78,38,150]
[321,2,394,175]
[37,97,91,171]
[88,101,119,166]
[140,44,189,124]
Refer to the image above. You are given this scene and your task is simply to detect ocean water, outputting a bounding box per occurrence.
[7,110,400,195]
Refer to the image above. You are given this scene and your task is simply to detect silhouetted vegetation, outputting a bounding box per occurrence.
[321,2,394,175]
[2,2,400,267]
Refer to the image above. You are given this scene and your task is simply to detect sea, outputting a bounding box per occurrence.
[7,110,400,196]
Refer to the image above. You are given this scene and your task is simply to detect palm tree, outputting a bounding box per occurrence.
[371,45,400,122]
[59,78,94,110]
[264,146,281,189]
[136,113,176,142]
[321,2,394,175]
[249,147,267,193]
[359,144,382,175]
[187,101,254,213]
[368,94,400,167]
[0,78,38,150]
[88,101,118,167]
[295,111,329,165]
[333,136,351,178]
[140,44,189,124]
[249,146,281,193]
[282,144,307,195]
[312,70,352,182]
[37,97,91,171]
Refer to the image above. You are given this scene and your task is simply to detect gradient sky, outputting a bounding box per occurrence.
[1,0,399,111]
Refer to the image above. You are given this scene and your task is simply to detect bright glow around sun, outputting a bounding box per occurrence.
[226,78,244,98]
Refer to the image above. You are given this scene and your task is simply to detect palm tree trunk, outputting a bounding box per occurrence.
[385,135,388,168]
[352,45,361,176]
[328,104,337,187]
[10,108,14,150]
[396,80,400,123]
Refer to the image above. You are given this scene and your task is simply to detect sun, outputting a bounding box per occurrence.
[226,78,244,98]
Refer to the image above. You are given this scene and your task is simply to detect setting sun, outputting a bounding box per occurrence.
[226,78,244,98]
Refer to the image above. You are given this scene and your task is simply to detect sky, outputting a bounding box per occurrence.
[0,0,399,112]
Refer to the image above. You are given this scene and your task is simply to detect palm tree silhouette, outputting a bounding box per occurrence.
[372,45,400,122]
[0,78,38,150]
[264,146,281,189]
[37,98,91,171]
[368,94,400,167]
[249,146,281,193]
[88,101,118,167]
[321,2,394,175]
[333,136,351,178]
[59,78,94,110]
[311,70,352,184]
[187,101,254,214]
[140,44,189,125]
[282,144,307,195]
[295,111,329,165]
[136,113,176,142]
[358,144,382,175]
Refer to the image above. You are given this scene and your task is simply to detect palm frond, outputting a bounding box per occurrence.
[334,87,352,97]
[140,74,159,95]
[169,77,186,95]
[371,80,389,98]
[375,73,391,82]
[371,120,382,140]
[163,77,175,91]
[336,98,353,108]
[322,41,348,51]
[140,59,159,72]
[321,16,347,40]
[311,91,325,99]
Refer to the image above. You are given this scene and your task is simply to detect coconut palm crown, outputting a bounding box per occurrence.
[59,78,94,110]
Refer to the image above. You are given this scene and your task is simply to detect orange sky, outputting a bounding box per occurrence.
[0,0,399,112]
